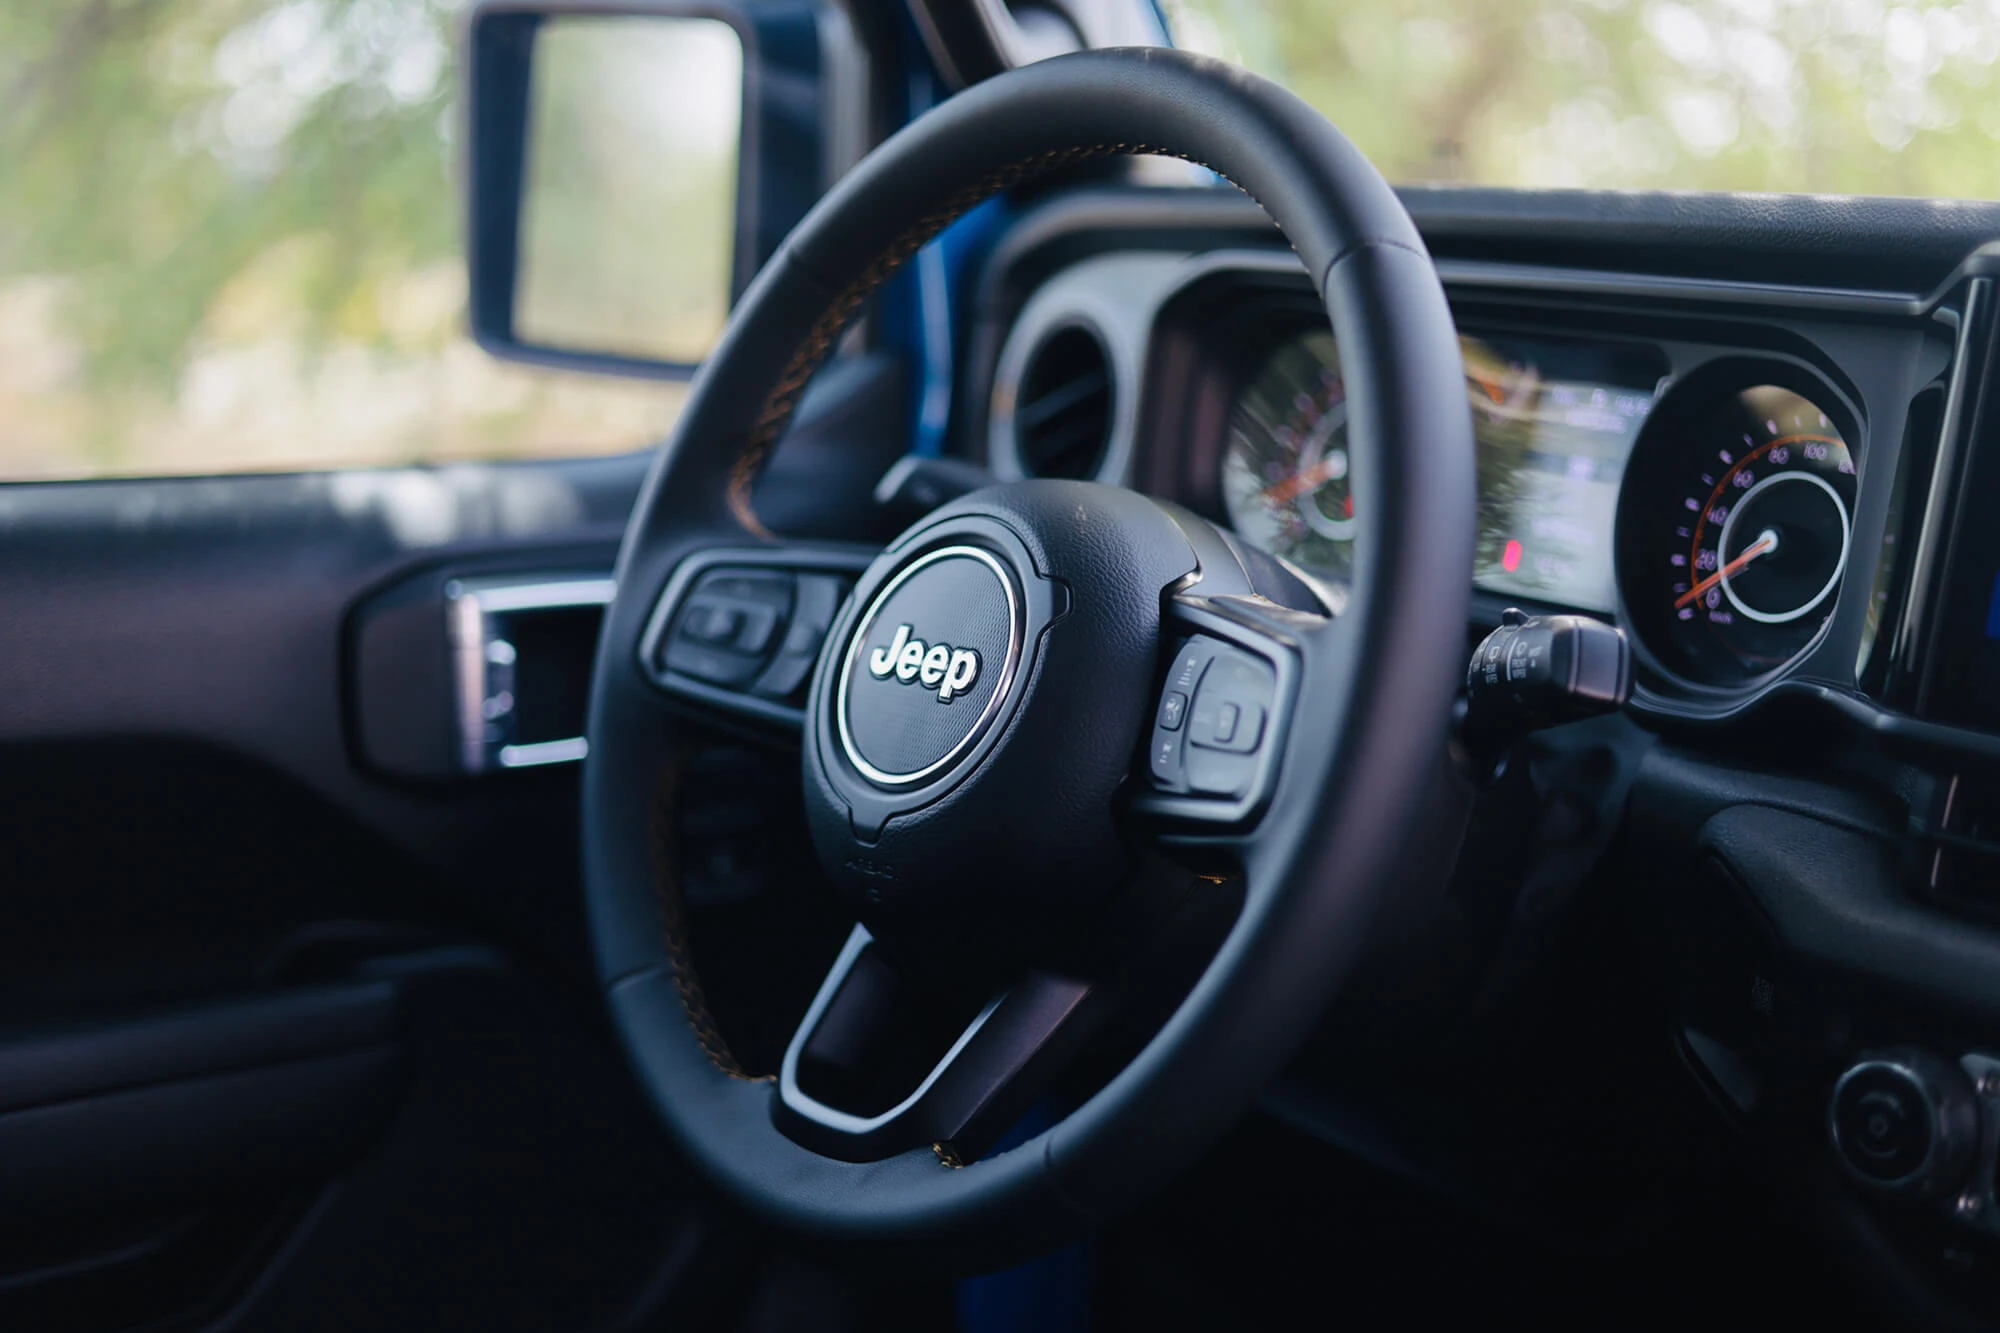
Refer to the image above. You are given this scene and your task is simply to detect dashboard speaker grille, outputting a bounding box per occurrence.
[1012,324,1113,480]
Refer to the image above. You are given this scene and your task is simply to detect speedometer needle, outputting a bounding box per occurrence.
[1675,529,1778,610]
[1261,456,1341,506]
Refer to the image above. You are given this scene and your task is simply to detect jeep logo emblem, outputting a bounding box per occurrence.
[834,544,1020,788]
[867,623,981,703]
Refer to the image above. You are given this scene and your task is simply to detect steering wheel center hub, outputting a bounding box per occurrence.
[801,486,1201,961]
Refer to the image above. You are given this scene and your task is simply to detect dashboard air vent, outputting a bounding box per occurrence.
[1012,324,1114,480]
[1923,773,2000,919]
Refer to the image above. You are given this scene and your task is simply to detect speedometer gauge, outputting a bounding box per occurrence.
[1220,331,1354,582]
[1619,376,1859,687]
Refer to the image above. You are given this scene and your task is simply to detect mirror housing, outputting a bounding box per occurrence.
[465,0,835,381]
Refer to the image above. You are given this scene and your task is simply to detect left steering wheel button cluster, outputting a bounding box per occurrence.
[652,564,855,710]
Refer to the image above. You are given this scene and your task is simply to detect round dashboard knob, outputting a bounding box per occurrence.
[1828,1048,1980,1198]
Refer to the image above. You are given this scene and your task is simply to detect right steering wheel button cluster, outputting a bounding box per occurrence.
[1148,635,1278,799]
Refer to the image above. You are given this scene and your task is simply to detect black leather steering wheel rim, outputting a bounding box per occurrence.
[583,46,1475,1268]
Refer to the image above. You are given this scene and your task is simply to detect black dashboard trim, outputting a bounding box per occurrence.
[979,185,2000,302]
[1434,259,1927,320]
[1403,186,2000,294]
[1897,277,1994,714]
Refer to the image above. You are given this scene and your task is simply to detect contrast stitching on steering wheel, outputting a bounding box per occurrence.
[724,141,1282,538]
[647,749,771,1082]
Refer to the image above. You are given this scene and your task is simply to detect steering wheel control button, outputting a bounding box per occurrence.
[1150,727,1186,787]
[753,574,849,700]
[1167,641,1215,697]
[1146,640,1214,788]
[1147,640,1211,794]
[1149,636,1279,796]
[1187,646,1276,755]
[1191,697,1264,754]
[836,545,1020,788]
[787,577,847,652]
[1234,705,1266,750]
[729,605,780,656]
[1829,1050,1978,1198]
[683,604,742,645]
[662,569,798,688]
[1186,745,1258,798]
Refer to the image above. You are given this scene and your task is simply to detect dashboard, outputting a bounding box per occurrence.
[977,232,1954,721]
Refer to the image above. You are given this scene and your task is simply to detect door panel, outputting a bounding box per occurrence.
[0,351,906,1327]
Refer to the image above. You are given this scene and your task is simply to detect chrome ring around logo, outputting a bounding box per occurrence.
[834,545,1022,788]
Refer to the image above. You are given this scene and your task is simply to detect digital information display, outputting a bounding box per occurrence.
[1221,329,1666,613]
[1463,335,1665,614]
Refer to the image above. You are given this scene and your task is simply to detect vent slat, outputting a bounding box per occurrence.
[1016,368,1108,432]
[1013,326,1113,481]
[1022,421,1108,475]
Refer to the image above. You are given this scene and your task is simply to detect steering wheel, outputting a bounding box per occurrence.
[583,46,1474,1269]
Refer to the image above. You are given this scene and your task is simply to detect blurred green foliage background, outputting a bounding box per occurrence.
[1166,0,2000,196]
[4,0,2000,480]
[0,0,713,479]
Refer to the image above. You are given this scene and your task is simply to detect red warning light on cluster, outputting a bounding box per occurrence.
[1501,539,1523,573]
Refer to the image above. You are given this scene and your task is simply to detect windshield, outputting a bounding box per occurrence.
[1161,0,2000,199]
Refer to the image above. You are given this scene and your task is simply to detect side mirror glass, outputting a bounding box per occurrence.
[467,5,749,379]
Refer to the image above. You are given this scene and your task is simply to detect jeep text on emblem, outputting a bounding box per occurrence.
[866,624,981,703]
[834,544,1022,788]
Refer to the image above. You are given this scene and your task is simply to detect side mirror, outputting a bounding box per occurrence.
[465,3,754,380]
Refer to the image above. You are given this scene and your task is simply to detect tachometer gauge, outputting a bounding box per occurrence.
[1220,331,1353,581]
[1620,378,1859,686]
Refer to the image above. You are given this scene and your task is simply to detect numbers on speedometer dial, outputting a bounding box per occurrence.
[1657,384,1857,681]
[1219,331,1355,582]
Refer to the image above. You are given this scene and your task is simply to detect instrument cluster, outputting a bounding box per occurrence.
[1216,324,1865,694]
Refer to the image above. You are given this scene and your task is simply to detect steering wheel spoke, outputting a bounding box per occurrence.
[776,925,1096,1164]
[638,544,875,734]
